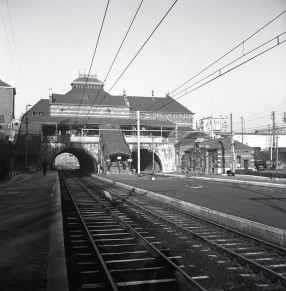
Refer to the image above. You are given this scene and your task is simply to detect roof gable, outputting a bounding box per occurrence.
[0,79,12,87]
[127,96,193,113]
[52,88,126,106]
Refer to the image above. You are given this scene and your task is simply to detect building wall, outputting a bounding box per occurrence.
[176,143,254,174]
[0,87,14,129]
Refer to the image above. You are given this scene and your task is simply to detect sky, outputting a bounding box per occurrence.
[1,0,286,147]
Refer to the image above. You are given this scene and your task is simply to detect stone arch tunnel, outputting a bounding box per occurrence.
[51,147,97,173]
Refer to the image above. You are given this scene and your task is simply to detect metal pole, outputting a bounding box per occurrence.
[230,113,235,173]
[272,111,275,168]
[241,117,244,144]
[137,111,140,175]
[25,104,31,171]
[276,135,279,180]
[152,134,154,174]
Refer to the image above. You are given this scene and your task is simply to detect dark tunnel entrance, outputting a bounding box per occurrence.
[131,149,162,173]
[52,148,97,173]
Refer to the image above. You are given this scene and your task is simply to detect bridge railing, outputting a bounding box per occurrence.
[42,132,170,143]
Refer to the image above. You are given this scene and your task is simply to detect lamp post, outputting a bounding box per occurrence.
[25,104,31,171]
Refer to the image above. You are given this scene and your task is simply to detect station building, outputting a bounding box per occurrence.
[15,74,195,173]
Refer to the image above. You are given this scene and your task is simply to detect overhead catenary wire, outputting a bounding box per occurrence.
[150,32,286,112]
[74,0,110,124]
[73,5,285,144]
[107,0,178,94]
[0,8,17,79]
[88,33,286,143]
[144,32,286,113]
[169,9,286,96]
[82,0,144,125]
[82,0,178,126]
[142,9,286,114]
[4,0,26,102]
[104,31,286,137]
[232,101,286,127]
[81,5,284,129]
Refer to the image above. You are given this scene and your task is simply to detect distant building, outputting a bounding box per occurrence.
[176,134,254,174]
[0,79,16,140]
[199,116,229,137]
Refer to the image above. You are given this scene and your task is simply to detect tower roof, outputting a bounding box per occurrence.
[71,73,103,86]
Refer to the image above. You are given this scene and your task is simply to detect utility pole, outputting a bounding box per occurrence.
[25,104,31,171]
[230,113,235,173]
[268,124,272,164]
[240,117,244,144]
[276,135,279,180]
[272,111,275,168]
[210,116,213,138]
[137,111,140,175]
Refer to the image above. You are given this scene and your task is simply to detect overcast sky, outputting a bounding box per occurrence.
[1,0,285,139]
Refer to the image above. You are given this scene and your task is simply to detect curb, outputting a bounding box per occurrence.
[47,174,69,291]
[189,176,286,189]
[92,174,286,248]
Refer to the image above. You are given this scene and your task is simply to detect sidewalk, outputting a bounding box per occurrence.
[0,171,68,291]
[148,171,286,188]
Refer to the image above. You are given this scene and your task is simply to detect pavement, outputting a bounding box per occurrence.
[0,171,68,291]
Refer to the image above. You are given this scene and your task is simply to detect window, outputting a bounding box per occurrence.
[0,115,4,123]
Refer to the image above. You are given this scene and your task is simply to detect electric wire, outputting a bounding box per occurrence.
[0,8,17,79]
[74,0,110,124]
[81,0,144,125]
[141,9,286,113]
[55,5,285,145]
[82,0,178,126]
[80,5,284,132]
[153,32,286,109]
[169,9,286,96]
[100,31,286,141]
[142,33,286,113]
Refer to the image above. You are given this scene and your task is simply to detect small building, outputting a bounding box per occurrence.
[0,79,16,140]
[176,134,254,174]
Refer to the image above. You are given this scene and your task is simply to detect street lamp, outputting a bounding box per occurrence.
[25,104,31,171]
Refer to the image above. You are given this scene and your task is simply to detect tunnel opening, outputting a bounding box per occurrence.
[52,148,97,173]
[53,153,80,169]
[131,149,162,173]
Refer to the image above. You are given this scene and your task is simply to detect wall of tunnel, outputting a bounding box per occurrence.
[52,148,97,173]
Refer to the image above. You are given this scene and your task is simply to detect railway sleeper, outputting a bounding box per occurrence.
[109,266,174,282]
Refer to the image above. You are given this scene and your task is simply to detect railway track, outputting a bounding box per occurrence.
[85,174,286,290]
[59,170,206,290]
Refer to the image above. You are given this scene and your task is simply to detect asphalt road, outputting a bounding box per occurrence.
[103,175,286,230]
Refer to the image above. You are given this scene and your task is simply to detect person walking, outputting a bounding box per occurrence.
[42,159,48,176]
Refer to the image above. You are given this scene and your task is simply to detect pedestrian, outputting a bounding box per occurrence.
[42,159,48,176]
